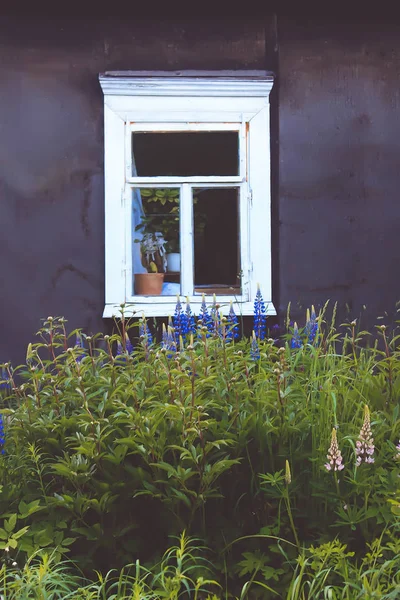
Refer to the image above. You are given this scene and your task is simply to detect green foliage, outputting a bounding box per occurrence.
[0,307,399,597]
[136,188,206,253]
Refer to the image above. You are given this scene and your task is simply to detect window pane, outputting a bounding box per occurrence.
[132,132,239,177]
[193,187,241,295]
[132,188,181,296]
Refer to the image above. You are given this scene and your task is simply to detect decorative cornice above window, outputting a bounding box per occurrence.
[99,70,274,97]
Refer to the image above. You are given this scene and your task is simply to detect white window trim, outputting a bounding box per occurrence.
[99,72,276,318]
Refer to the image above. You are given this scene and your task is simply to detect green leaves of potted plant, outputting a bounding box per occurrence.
[140,189,181,273]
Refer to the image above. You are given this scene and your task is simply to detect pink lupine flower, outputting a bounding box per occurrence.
[394,440,400,461]
[325,428,344,472]
[355,405,375,466]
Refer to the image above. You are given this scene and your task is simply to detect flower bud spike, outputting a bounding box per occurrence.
[285,460,292,485]
[250,331,260,361]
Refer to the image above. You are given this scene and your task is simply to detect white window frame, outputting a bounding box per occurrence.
[99,72,276,318]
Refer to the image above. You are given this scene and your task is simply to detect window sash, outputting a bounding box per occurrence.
[125,121,247,183]
[125,182,249,302]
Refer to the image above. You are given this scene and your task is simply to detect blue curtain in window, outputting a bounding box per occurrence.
[132,154,147,275]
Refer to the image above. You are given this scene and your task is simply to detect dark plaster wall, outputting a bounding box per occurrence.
[278,17,400,325]
[2,13,400,366]
[0,16,273,365]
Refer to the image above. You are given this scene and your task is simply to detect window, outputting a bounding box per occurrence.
[99,71,275,317]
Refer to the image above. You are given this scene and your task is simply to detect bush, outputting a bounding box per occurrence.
[0,299,399,598]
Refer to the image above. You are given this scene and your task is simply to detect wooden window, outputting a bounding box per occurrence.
[99,71,275,317]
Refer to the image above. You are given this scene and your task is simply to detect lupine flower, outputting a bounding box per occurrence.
[139,318,153,345]
[285,460,292,485]
[325,428,344,471]
[115,340,124,357]
[271,324,280,335]
[290,323,303,349]
[210,295,223,337]
[125,333,134,355]
[250,331,260,360]
[226,301,239,340]
[394,440,400,461]
[356,405,375,466]
[304,305,318,344]
[173,296,186,341]
[198,294,212,336]
[185,297,196,336]
[0,415,5,455]
[161,323,168,348]
[75,333,86,362]
[115,336,133,363]
[161,324,176,357]
[253,284,266,340]
[0,367,10,392]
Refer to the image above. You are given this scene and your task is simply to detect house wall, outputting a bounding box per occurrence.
[1,13,399,365]
[0,15,274,364]
[278,17,400,325]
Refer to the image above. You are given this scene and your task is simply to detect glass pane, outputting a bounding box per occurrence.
[132,131,239,177]
[132,188,181,296]
[193,187,241,295]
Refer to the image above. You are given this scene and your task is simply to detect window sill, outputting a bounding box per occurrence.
[103,301,277,319]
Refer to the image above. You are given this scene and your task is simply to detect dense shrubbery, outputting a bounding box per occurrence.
[0,297,399,598]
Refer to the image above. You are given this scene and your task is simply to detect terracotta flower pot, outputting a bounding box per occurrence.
[134,273,164,295]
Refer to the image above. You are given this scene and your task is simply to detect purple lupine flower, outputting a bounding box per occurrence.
[139,318,153,345]
[304,305,318,344]
[161,323,168,348]
[0,366,10,392]
[198,294,212,336]
[355,405,375,466]
[75,333,86,362]
[185,297,196,336]
[290,323,303,349]
[250,331,260,361]
[325,428,344,471]
[115,339,131,364]
[125,333,134,355]
[115,340,123,356]
[161,324,176,357]
[253,284,266,340]
[226,301,239,340]
[173,296,186,341]
[0,414,4,455]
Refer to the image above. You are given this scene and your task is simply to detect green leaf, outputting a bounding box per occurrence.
[4,514,17,534]
[18,499,42,518]
[12,526,30,540]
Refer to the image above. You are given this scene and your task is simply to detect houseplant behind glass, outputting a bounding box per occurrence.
[133,232,166,295]
[139,189,181,273]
